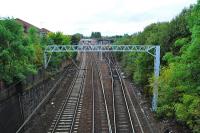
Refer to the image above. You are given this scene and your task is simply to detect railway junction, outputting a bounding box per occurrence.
[14,41,166,133]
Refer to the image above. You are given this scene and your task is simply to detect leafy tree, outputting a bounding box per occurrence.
[28,27,40,44]
[47,32,72,70]
[114,2,200,131]
[91,32,101,38]
[116,22,169,89]
[48,32,71,45]
[27,27,44,66]
[71,33,83,45]
[163,7,192,56]
[153,2,200,132]
[0,18,74,85]
[0,18,36,84]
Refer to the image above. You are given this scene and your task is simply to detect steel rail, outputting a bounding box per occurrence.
[50,67,79,133]
[105,55,117,133]
[113,55,155,133]
[106,56,135,133]
[92,61,95,133]
[93,54,113,133]
[126,83,155,133]
[50,53,86,133]
[115,68,136,133]
[16,64,74,133]
[69,53,87,133]
[69,70,86,133]
[110,55,146,133]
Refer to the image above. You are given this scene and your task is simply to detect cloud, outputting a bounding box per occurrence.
[0,0,197,36]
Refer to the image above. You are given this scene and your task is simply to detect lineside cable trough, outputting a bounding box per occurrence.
[44,44,160,111]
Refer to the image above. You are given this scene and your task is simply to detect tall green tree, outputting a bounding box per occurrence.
[71,33,83,45]
[47,32,72,70]
[48,32,71,45]
[153,2,200,132]
[0,18,36,84]
[91,32,101,38]
[28,27,43,66]
[114,2,199,131]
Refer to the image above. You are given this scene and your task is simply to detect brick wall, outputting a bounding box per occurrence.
[0,59,72,133]
[0,80,4,90]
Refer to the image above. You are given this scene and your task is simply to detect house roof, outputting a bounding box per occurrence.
[16,18,40,31]
[16,18,51,33]
[40,28,51,33]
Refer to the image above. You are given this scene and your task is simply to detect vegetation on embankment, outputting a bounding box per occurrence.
[113,1,200,132]
[0,18,80,86]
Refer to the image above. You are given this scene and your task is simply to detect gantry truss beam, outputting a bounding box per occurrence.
[45,45,156,56]
[44,44,160,111]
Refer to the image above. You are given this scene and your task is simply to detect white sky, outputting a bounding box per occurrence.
[0,0,197,36]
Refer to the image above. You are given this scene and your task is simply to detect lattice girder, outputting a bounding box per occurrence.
[44,44,160,111]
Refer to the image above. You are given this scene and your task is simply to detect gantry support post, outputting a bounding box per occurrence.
[100,41,103,61]
[44,52,52,69]
[44,52,47,69]
[44,44,161,111]
[152,46,160,111]
[100,51,103,61]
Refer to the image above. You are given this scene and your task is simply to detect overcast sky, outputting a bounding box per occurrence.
[0,0,197,36]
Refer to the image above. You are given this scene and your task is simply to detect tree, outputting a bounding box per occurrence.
[153,2,200,132]
[27,27,43,66]
[0,18,36,84]
[113,2,200,131]
[71,33,83,45]
[48,32,71,45]
[91,32,101,38]
[47,32,72,70]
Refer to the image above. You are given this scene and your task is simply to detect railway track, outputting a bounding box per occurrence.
[48,53,86,133]
[106,57,134,133]
[106,53,155,133]
[97,56,115,133]
[78,53,112,133]
[93,54,112,133]
[47,52,157,133]
[77,54,93,133]
[15,62,77,133]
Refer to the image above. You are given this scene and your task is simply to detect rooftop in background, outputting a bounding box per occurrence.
[16,18,51,34]
[40,28,51,33]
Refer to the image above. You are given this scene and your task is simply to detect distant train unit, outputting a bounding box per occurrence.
[79,38,113,45]
[79,39,97,45]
